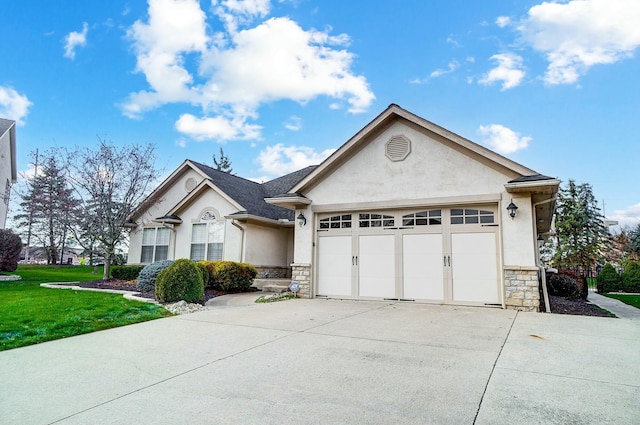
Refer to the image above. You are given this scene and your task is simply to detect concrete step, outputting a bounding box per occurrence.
[252,278,291,292]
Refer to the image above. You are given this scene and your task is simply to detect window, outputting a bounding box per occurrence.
[319,214,352,229]
[450,209,494,225]
[402,210,442,226]
[190,212,224,261]
[359,213,395,228]
[141,227,170,263]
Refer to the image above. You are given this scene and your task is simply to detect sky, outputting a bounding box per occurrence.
[1,0,639,228]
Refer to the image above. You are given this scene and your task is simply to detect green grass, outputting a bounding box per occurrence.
[0,265,172,351]
[587,277,597,290]
[603,293,640,309]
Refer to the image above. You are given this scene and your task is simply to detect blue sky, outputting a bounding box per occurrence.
[1,0,639,227]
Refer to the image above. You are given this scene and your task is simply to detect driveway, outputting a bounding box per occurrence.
[1,295,638,424]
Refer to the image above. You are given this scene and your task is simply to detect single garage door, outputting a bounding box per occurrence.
[316,207,500,306]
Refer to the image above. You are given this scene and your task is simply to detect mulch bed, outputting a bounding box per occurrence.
[71,279,222,304]
[548,295,616,317]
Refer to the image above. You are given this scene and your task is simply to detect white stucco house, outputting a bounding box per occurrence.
[128,104,559,311]
[0,118,17,230]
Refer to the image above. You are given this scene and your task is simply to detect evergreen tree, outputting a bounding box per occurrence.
[14,151,79,264]
[629,223,640,258]
[213,147,233,174]
[553,179,607,271]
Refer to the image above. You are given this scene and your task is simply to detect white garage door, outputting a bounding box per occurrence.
[316,207,500,306]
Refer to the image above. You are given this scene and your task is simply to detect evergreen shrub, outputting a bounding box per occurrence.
[596,263,622,293]
[137,260,173,292]
[548,272,581,299]
[155,258,204,303]
[0,229,22,272]
[621,261,640,293]
[201,260,257,293]
[111,265,144,281]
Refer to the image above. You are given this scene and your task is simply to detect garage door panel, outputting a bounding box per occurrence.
[358,234,395,298]
[403,234,444,300]
[451,233,499,304]
[317,236,352,297]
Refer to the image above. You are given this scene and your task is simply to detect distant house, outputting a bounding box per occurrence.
[129,104,559,311]
[0,118,17,230]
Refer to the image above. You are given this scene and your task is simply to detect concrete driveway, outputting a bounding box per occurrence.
[1,294,638,424]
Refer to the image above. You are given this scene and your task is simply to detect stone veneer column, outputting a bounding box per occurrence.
[291,263,311,298]
[503,266,540,312]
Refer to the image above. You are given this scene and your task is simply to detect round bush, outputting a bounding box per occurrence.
[136,260,173,292]
[195,261,209,288]
[208,261,257,293]
[155,259,204,303]
[596,263,622,293]
[0,229,23,272]
[621,261,640,293]
[548,273,581,299]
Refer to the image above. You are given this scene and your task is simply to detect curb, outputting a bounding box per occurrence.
[40,282,160,304]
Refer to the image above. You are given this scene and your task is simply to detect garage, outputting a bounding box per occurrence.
[316,207,500,306]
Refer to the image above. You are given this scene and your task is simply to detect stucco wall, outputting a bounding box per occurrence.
[243,223,292,267]
[0,131,12,229]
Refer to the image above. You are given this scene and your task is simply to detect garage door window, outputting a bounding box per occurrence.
[319,214,352,229]
[451,209,494,225]
[359,213,394,228]
[402,210,442,226]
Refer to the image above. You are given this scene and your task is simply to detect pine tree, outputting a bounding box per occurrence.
[213,147,233,174]
[553,180,607,271]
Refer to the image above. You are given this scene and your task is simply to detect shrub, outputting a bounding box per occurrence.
[111,265,145,281]
[596,263,622,293]
[621,261,640,293]
[558,269,588,300]
[137,260,173,292]
[204,261,257,293]
[155,259,204,303]
[548,272,581,299]
[195,261,209,288]
[0,229,23,272]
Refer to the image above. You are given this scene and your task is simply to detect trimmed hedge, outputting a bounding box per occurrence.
[137,260,173,292]
[548,272,582,299]
[111,265,145,281]
[195,261,209,288]
[596,263,622,293]
[622,261,640,293]
[155,259,204,303]
[199,260,257,293]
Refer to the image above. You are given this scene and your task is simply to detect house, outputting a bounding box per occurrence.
[0,118,17,230]
[129,104,559,311]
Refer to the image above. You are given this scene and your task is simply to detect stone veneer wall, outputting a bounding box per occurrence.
[504,266,540,312]
[254,266,292,279]
[291,263,311,298]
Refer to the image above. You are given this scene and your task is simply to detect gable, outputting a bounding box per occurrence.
[304,118,525,206]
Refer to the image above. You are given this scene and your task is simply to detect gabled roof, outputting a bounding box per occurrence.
[0,118,17,182]
[288,104,543,194]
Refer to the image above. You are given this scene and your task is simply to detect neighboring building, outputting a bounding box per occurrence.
[0,118,17,230]
[129,104,559,311]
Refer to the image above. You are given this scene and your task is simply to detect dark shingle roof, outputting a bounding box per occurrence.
[189,161,312,221]
[508,174,556,183]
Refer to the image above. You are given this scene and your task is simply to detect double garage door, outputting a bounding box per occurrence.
[316,207,501,306]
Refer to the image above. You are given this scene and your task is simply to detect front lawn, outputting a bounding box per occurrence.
[0,265,172,351]
[603,293,640,309]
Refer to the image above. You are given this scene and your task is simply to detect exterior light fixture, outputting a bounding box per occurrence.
[537,234,544,249]
[506,199,518,219]
[297,212,307,227]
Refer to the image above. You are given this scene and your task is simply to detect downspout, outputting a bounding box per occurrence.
[231,220,246,263]
[533,196,556,313]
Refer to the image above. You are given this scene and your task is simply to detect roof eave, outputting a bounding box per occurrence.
[226,213,294,228]
[264,194,312,210]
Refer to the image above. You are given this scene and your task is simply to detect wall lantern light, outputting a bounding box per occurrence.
[297,212,307,227]
[537,234,544,249]
[506,199,518,219]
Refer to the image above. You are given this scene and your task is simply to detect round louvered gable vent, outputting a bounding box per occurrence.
[385,135,411,162]
[185,177,197,192]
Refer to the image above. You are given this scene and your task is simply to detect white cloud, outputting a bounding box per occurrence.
[446,35,461,48]
[517,0,640,85]
[175,113,262,141]
[479,53,525,90]
[256,143,335,176]
[610,203,640,228]
[122,0,374,141]
[64,22,89,59]
[430,60,459,78]
[284,115,302,131]
[477,124,531,154]
[0,86,32,125]
[496,16,511,28]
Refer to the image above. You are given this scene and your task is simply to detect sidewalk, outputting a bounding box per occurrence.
[588,291,640,319]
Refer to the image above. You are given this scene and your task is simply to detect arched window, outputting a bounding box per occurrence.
[190,211,224,261]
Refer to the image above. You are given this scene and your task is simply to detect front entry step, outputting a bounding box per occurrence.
[252,278,291,293]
